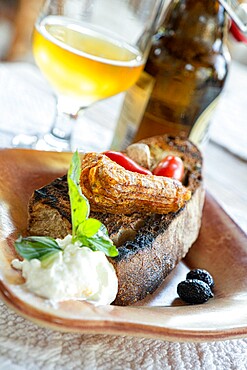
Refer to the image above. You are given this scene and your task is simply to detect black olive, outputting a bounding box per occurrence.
[177,279,214,304]
[186,269,214,288]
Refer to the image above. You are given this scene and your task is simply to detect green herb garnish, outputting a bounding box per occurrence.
[15,235,62,261]
[68,151,118,257]
[14,151,118,261]
[67,150,89,238]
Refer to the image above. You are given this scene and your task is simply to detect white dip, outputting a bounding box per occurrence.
[12,235,118,305]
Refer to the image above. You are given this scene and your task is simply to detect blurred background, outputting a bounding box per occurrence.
[1,0,247,63]
[0,0,41,61]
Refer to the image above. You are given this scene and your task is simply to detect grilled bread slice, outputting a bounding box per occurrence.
[27,135,205,306]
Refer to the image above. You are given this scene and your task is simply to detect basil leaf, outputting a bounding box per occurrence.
[14,236,62,261]
[89,238,118,257]
[77,218,102,238]
[68,151,90,237]
[77,234,118,257]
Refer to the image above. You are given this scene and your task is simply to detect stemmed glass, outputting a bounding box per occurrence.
[12,0,165,151]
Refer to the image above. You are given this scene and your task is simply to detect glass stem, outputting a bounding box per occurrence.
[42,96,81,151]
[50,110,77,143]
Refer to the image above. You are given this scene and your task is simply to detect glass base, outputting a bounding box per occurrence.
[35,133,71,152]
[11,133,71,152]
[12,134,39,148]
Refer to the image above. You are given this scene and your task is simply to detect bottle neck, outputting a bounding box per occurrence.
[156,0,228,57]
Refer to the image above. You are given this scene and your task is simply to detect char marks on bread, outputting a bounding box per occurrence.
[27,135,205,306]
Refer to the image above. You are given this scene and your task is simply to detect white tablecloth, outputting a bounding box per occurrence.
[0,61,246,370]
[0,300,247,370]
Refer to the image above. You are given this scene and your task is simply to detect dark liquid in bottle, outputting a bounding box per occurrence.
[134,0,230,144]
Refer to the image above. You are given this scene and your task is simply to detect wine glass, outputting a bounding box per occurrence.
[12,0,166,151]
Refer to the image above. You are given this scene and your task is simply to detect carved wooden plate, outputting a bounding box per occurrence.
[0,149,246,342]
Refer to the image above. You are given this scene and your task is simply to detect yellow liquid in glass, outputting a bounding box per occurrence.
[33,16,144,106]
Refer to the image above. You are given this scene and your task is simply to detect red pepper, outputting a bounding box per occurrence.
[152,155,184,181]
[103,151,152,175]
[230,21,247,45]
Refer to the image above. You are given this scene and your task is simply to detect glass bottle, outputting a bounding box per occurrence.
[111,0,231,149]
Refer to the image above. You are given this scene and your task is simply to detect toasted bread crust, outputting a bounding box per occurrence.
[27,135,204,305]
